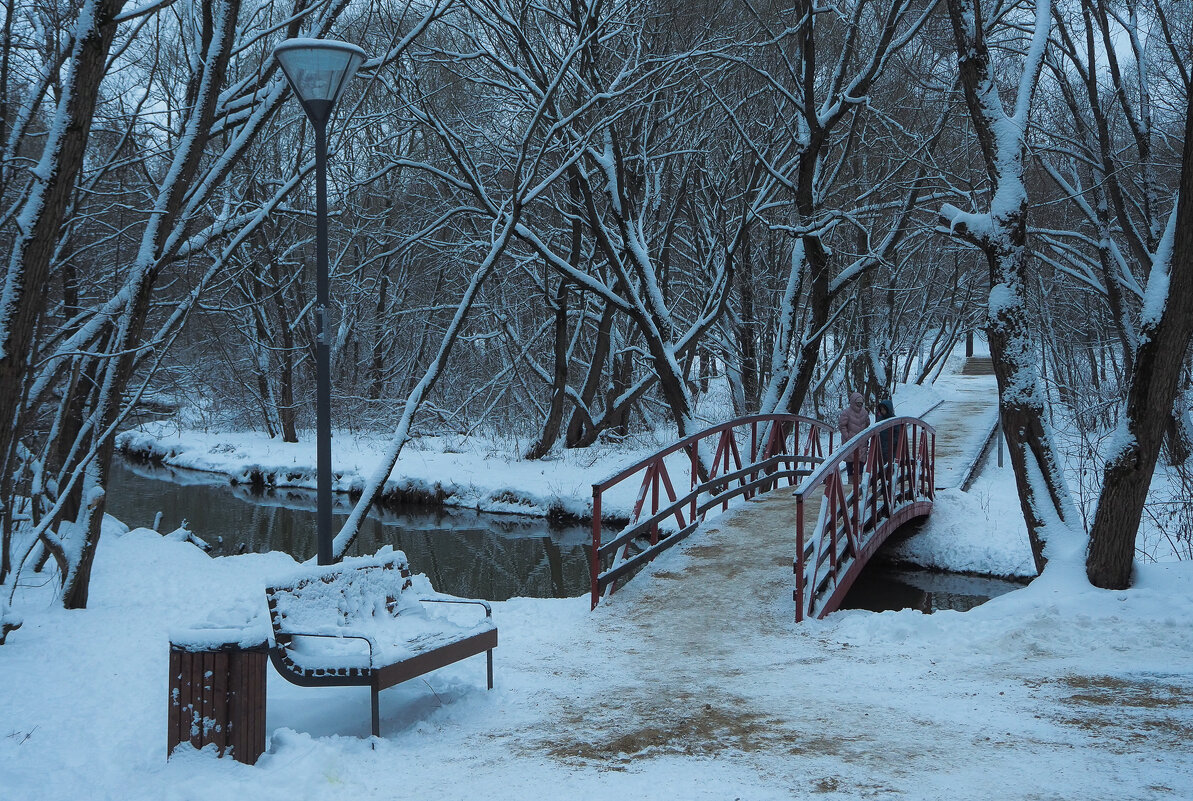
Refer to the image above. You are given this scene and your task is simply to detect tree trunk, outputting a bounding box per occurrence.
[566,300,614,447]
[736,227,760,412]
[252,308,278,439]
[782,237,831,415]
[1086,97,1193,589]
[0,0,127,569]
[943,0,1074,574]
[369,269,390,402]
[63,0,242,609]
[607,349,633,437]
[525,279,570,459]
[261,243,299,443]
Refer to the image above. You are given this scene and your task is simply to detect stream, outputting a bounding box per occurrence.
[106,458,593,600]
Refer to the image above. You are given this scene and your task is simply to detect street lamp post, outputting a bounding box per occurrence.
[273,38,367,565]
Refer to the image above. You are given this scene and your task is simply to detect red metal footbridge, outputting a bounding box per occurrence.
[590,413,936,620]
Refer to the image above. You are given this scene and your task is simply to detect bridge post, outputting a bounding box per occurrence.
[749,421,757,498]
[929,430,937,496]
[851,453,860,531]
[997,419,1004,468]
[795,494,805,622]
[590,489,601,610]
[650,466,659,545]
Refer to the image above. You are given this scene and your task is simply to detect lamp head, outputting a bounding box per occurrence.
[273,38,367,125]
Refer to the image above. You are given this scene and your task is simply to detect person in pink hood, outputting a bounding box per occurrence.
[838,391,870,482]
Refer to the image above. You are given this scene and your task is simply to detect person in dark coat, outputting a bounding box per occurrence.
[873,398,897,513]
[875,398,896,464]
[838,391,870,483]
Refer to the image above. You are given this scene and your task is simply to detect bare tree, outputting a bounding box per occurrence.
[1083,6,1193,588]
[0,0,129,586]
[2,0,390,607]
[938,0,1079,573]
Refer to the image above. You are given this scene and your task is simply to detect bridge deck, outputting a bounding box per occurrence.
[565,359,1005,763]
[600,485,821,646]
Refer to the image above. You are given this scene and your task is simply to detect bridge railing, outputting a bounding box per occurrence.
[794,416,936,621]
[591,414,836,609]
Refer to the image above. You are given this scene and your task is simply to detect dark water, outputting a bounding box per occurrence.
[106,458,592,601]
[841,558,1023,613]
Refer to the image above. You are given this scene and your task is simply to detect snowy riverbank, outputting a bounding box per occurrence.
[119,385,939,509]
[115,362,1043,579]
[115,426,636,522]
[116,374,956,524]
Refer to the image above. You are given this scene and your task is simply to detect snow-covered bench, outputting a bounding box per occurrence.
[265,547,497,738]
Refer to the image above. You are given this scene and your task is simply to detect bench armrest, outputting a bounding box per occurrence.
[418,597,492,619]
[277,630,379,668]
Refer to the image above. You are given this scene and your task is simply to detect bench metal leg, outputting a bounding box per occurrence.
[371,684,380,739]
[486,649,493,690]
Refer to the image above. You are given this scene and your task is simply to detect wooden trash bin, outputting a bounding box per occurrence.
[168,629,267,765]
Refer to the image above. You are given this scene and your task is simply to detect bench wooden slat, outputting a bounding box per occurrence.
[211,650,228,751]
[374,626,498,688]
[189,650,204,748]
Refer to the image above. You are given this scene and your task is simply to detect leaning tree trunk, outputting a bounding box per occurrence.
[782,237,832,416]
[942,0,1074,574]
[62,0,242,609]
[1086,96,1193,589]
[566,300,614,447]
[984,280,1070,573]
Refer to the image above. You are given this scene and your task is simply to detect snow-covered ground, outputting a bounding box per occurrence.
[2,475,1190,800]
[886,457,1038,578]
[3,352,1192,800]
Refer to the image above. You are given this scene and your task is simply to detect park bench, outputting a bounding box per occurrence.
[265,547,497,738]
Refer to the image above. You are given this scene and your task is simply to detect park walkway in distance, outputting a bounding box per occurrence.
[920,356,1000,490]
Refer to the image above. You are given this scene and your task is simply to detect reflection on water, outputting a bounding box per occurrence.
[106,458,592,601]
[841,559,1023,613]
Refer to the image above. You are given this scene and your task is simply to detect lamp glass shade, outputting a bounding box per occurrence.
[274,39,366,116]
